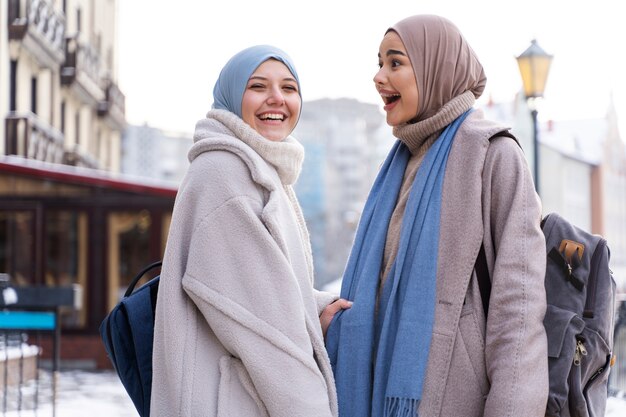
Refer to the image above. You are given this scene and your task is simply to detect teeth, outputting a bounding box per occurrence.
[380,93,400,97]
[259,113,284,120]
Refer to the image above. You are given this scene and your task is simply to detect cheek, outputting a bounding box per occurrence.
[241,110,254,127]
[288,97,302,117]
[291,95,302,111]
[241,95,258,125]
[402,76,418,114]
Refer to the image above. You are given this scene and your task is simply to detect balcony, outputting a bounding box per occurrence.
[4,112,65,164]
[7,0,66,68]
[61,35,104,106]
[62,145,99,169]
[98,75,126,131]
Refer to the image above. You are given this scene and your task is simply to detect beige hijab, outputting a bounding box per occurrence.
[390,15,486,122]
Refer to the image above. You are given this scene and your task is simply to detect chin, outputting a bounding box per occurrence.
[262,133,286,142]
[386,117,401,127]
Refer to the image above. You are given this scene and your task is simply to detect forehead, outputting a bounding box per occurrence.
[250,59,293,78]
[379,31,407,54]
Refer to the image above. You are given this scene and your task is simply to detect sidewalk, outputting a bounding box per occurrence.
[1,369,626,416]
[2,370,135,417]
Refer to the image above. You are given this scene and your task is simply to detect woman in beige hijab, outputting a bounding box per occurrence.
[325,14,548,417]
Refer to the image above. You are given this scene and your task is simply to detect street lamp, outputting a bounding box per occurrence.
[516,39,553,195]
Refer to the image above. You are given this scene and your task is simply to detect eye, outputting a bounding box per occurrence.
[248,83,265,90]
[391,59,401,68]
[377,61,383,69]
[283,84,298,92]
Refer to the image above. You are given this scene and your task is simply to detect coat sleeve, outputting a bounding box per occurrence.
[313,289,340,316]
[181,194,334,417]
[482,136,549,417]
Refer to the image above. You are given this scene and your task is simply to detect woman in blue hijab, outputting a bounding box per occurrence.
[151,45,342,417]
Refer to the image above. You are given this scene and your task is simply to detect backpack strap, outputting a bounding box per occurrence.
[474,129,516,317]
[497,130,517,141]
[125,261,162,298]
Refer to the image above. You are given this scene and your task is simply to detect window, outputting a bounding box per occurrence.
[45,211,88,327]
[107,210,153,311]
[95,129,101,159]
[10,61,17,111]
[0,211,35,286]
[75,111,80,146]
[60,101,66,133]
[31,76,38,114]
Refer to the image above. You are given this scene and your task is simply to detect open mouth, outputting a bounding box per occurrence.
[258,113,285,121]
[381,93,400,106]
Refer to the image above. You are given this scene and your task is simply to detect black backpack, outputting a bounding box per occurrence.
[100,261,161,417]
[477,212,616,417]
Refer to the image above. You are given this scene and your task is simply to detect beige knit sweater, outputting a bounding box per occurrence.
[381,91,475,284]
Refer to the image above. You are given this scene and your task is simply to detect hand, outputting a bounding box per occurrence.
[320,298,353,339]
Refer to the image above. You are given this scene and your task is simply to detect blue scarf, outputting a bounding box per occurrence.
[326,110,471,417]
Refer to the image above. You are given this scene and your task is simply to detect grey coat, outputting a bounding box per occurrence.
[418,110,549,416]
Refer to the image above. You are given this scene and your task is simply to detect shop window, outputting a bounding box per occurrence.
[45,211,88,328]
[161,212,172,254]
[0,211,35,286]
[107,210,153,311]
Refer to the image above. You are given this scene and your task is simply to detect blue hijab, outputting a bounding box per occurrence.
[212,45,301,118]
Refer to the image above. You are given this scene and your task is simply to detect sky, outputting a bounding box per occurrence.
[117,0,626,139]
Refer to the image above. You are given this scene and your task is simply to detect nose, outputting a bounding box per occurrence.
[267,86,285,105]
[373,67,385,88]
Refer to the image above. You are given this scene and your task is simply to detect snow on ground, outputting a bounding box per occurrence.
[0,369,625,416]
[2,370,136,417]
[607,394,626,416]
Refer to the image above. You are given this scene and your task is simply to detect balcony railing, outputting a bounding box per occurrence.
[5,112,65,164]
[98,75,126,130]
[7,0,66,67]
[61,35,104,105]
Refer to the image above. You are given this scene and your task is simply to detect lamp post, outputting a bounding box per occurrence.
[516,39,553,196]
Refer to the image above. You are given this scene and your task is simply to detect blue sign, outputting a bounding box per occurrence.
[0,311,56,330]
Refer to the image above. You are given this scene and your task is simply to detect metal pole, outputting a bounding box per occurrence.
[531,108,540,195]
[3,331,7,415]
[18,334,23,412]
[52,308,60,417]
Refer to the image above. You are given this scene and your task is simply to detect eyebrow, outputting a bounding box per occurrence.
[248,75,298,83]
[377,49,407,58]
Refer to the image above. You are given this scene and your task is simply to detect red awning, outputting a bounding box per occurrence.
[0,156,178,198]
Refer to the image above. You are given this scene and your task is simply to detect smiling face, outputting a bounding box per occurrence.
[374,31,419,126]
[241,59,301,142]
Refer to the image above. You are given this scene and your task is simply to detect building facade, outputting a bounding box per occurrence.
[1,0,176,369]
[2,0,124,170]
[293,98,394,288]
[121,124,191,184]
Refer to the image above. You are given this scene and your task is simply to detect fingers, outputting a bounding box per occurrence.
[329,298,353,314]
[320,299,353,339]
